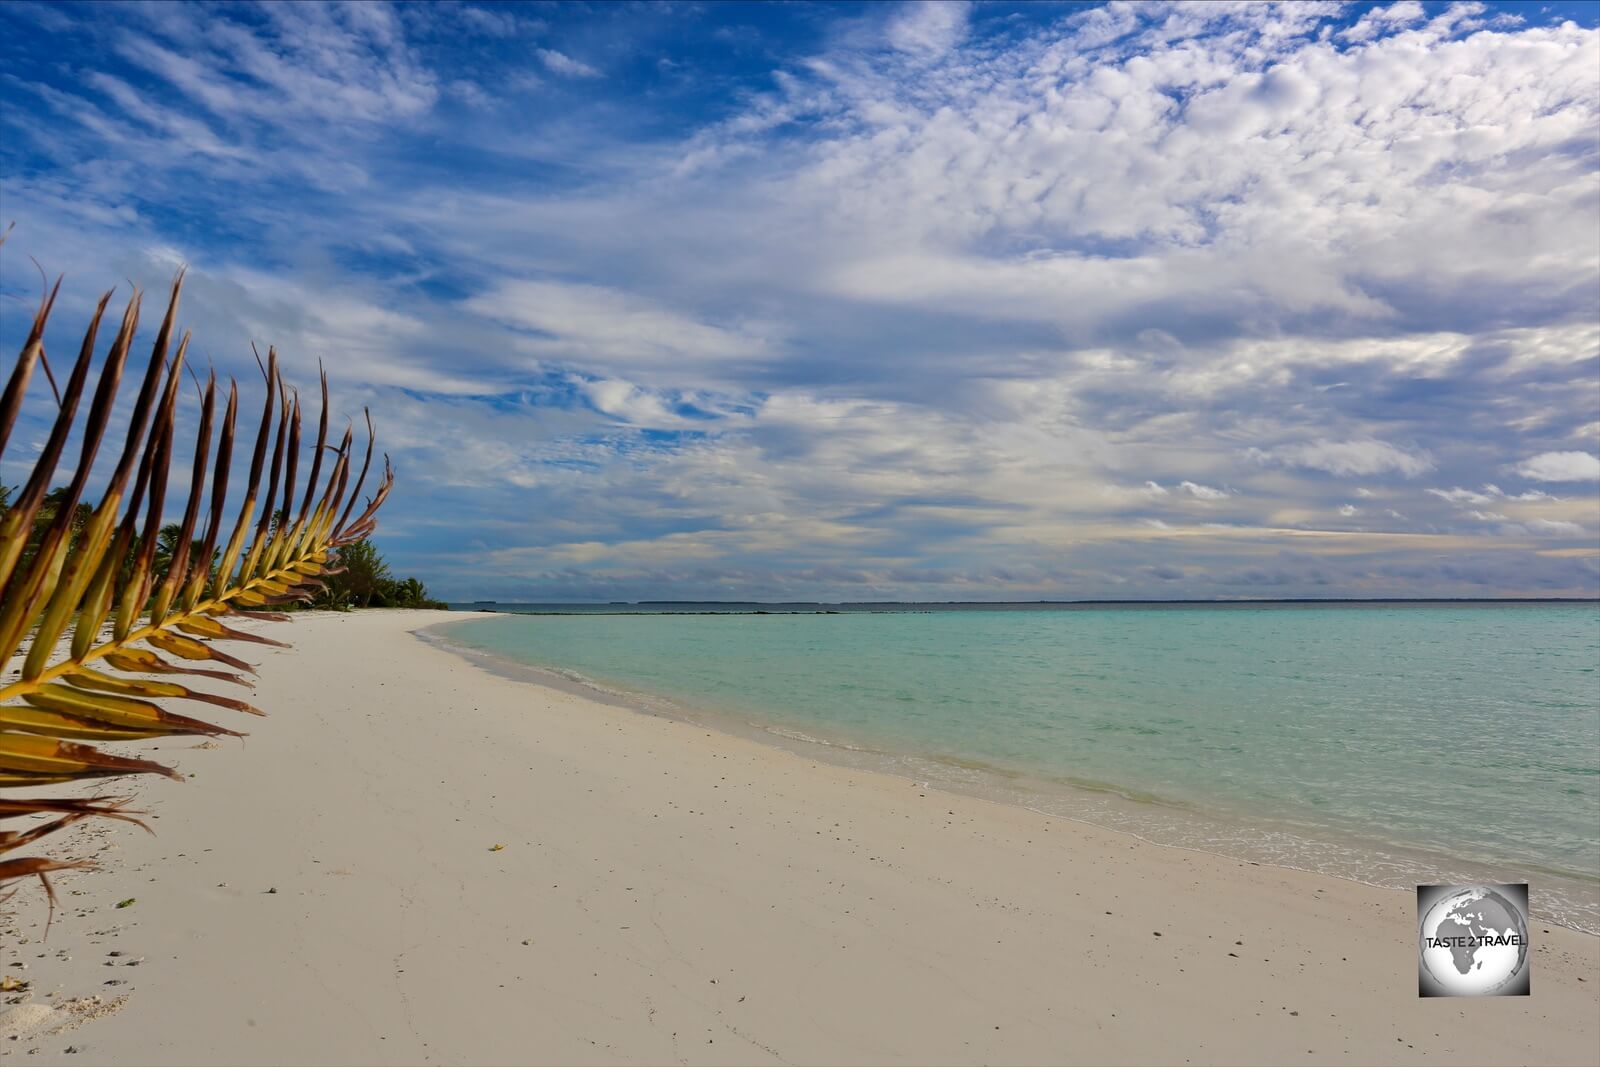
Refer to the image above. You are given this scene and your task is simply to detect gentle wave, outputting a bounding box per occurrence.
[752,723,868,751]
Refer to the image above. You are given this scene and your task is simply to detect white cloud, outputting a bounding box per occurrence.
[578,378,750,429]
[118,5,438,126]
[1491,517,1585,538]
[1179,481,1230,500]
[885,1,970,57]
[582,379,679,426]
[537,49,599,78]
[734,11,1600,354]
[456,6,525,37]
[1428,486,1495,506]
[464,280,772,379]
[1341,1,1427,43]
[1514,451,1600,482]
[1248,439,1435,478]
[1129,479,1229,502]
[6,1,1598,599]
[1339,504,1359,516]
[1429,484,1557,505]
[1521,518,1584,536]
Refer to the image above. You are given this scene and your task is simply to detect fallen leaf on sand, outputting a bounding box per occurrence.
[115,898,136,909]
[489,844,505,852]
[0,977,28,993]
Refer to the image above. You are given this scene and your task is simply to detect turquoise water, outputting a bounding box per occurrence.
[438,604,1600,930]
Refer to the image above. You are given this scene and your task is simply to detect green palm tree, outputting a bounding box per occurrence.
[336,539,393,608]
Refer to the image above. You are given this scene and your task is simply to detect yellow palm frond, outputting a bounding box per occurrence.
[0,264,392,923]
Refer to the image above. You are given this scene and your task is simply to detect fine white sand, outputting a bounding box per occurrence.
[2,609,1596,1066]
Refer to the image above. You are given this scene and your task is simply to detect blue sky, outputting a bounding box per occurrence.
[2,0,1598,601]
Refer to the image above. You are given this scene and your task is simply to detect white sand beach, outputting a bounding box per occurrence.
[2,609,1596,1066]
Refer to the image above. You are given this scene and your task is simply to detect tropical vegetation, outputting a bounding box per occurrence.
[306,539,447,610]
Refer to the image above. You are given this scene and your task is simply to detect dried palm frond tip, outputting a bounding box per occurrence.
[0,265,392,925]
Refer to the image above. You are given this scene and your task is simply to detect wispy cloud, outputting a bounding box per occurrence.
[1179,481,1231,501]
[537,48,599,78]
[1247,440,1435,479]
[884,1,970,57]
[463,280,775,382]
[2,0,1595,599]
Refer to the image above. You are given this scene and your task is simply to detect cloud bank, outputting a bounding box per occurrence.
[1,0,1596,600]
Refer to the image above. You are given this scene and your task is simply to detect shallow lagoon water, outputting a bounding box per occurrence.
[440,603,1600,930]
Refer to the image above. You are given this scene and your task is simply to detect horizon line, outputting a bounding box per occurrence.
[449,596,1600,606]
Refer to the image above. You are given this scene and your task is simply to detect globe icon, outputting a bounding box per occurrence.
[1419,886,1530,995]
